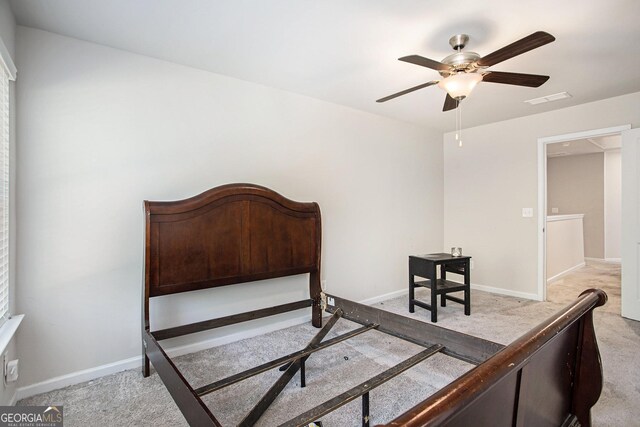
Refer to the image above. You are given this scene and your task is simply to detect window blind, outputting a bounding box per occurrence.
[0,62,9,324]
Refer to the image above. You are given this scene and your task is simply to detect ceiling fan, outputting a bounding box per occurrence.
[376,31,555,111]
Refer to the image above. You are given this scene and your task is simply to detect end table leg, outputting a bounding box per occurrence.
[464,261,471,315]
[431,267,438,322]
[464,288,471,315]
[142,350,150,377]
[409,274,415,313]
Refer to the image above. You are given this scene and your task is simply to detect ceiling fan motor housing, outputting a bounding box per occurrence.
[439,34,482,77]
[440,51,481,76]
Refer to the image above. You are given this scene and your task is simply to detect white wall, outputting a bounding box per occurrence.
[444,92,640,298]
[0,0,18,406]
[547,153,604,258]
[546,215,585,281]
[605,149,621,260]
[14,27,444,389]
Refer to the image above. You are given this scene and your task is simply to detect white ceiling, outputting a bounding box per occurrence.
[547,135,621,157]
[9,0,640,132]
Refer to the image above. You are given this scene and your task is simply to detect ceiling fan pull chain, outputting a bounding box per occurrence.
[454,100,462,148]
[455,100,459,142]
[459,103,463,148]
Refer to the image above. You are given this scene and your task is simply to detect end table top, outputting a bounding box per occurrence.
[410,253,471,262]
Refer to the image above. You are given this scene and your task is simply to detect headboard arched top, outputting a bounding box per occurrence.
[143,183,322,298]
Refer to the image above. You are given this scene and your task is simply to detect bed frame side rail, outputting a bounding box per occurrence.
[324,294,504,365]
[151,299,314,341]
[143,330,222,427]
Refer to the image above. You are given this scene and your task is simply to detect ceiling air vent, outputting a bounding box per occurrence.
[524,92,572,105]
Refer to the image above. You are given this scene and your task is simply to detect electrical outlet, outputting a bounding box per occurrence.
[321,280,327,291]
[551,207,559,214]
[470,260,474,270]
[4,353,18,384]
[5,359,18,383]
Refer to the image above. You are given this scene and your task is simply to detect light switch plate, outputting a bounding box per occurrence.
[522,208,533,218]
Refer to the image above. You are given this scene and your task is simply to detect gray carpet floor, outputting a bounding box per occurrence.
[18,262,640,426]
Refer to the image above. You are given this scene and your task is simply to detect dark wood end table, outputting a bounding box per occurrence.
[409,253,471,322]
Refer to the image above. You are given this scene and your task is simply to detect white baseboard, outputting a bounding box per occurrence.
[362,286,540,304]
[15,354,142,402]
[16,313,310,401]
[585,257,621,264]
[359,288,407,305]
[15,288,412,401]
[14,283,535,401]
[8,390,17,406]
[470,283,540,301]
[546,262,586,284]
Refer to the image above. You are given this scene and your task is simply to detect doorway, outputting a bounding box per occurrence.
[537,125,630,306]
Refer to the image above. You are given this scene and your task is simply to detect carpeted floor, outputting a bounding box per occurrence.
[18,262,639,426]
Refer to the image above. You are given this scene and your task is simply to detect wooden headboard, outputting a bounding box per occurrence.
[143,183,323,327]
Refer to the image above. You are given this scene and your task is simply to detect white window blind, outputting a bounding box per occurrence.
[0,61,10,324]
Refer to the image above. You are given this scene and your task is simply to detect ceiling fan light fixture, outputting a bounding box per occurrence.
[438,73,482,100]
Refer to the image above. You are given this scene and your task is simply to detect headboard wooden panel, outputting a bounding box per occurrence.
[143,183,322,325]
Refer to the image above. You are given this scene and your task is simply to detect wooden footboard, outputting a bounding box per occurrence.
[381,288,607,427]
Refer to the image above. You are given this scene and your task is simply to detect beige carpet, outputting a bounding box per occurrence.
[547,261,621,315]
[18,262,639,426]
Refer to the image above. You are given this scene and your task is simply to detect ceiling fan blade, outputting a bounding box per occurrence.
[376,81,439,103]
[399,55,451,72]
[477,31,555,67]
[443,94,459,111]
[482,71,549,87]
